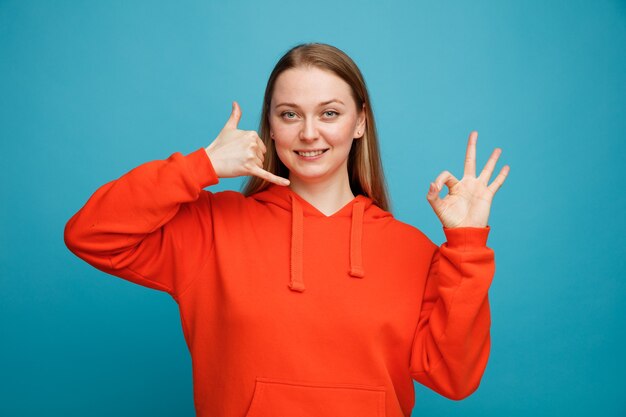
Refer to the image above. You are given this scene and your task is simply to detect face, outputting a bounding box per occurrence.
[269,66,366,185]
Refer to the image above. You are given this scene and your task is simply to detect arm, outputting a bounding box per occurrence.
[63,148,219,300]
[64,100,291,300]
[410,226,495,400]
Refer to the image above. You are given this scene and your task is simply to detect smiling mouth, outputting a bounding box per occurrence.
[294,149,329,157]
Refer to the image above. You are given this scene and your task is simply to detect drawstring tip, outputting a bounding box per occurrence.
[349,267,365,278]
[288,281,306,292]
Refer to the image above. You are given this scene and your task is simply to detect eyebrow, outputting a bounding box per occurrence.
[274,99,345,109]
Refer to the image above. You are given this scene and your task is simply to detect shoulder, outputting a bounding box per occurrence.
[388,217,437,250]
[202,189,245,204]
[199,189,249,213]
[366,205,438,252]
[199,189,271,217]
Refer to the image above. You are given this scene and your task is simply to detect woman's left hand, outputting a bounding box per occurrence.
[426,131,510,228]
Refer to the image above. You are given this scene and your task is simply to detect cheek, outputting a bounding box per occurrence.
[272,135,293,158]
[271,126,290,143]
[322,124,356,146]
[270,120,296,142]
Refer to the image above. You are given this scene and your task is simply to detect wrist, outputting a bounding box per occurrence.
[443,225,490,249]
[185,148,220,187]
[204,146,222,178]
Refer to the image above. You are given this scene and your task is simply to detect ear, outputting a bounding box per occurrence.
[354,103,367,139]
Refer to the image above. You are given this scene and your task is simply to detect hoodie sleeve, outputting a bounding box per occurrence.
[64,147,219,300]
[409,226,495,400]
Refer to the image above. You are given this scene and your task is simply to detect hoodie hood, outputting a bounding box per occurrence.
[252,184,392,292]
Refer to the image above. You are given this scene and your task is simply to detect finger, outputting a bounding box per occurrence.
[252,154,263,167]
[426,181,442,206]
[223,101,242,131]
[487,165,510,194]
[250,165,290,186]
[426,181,448,220]
[256,135,267,154]
[433,170,459,193]
[254,146,264,164]
[463,131,478,178]
[478,147,502,184]
[246,132,265,161]
[254,146,265,165]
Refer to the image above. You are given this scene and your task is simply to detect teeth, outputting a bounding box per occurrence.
[297,150,325,157]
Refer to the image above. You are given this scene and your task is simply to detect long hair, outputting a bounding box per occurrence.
[241,42,391,212]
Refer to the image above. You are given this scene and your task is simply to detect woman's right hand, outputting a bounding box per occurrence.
[205,101,290,186]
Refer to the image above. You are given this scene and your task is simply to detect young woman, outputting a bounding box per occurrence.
[65,42,509,417]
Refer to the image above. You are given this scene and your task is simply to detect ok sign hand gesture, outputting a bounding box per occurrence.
[426,131,510,228]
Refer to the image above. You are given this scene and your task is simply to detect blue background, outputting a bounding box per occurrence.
[1,0,625,415]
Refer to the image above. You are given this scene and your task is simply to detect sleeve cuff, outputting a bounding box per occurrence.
[184,147,219,189]
[443,225,490,250]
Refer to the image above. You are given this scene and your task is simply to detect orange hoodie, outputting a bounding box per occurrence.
[64,147,495,417]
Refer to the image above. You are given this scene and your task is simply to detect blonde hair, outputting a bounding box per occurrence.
[241,42,391,212]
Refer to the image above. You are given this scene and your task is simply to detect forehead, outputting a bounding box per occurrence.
[271,66,354,107]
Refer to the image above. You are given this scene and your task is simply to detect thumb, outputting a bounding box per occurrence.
[223,101,242,130]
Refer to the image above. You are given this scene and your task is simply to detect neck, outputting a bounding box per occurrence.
[288,170,355,216]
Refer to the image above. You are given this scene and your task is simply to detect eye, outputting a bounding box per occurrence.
[281,111,297,119]
[324,111,339,118]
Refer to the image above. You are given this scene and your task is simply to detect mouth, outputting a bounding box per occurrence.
[293,149,329,157]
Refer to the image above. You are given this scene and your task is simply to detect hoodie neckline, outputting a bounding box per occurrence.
[283,185,369,219]
[253,184,377,293]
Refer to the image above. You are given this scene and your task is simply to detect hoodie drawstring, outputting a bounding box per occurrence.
[349,201,365,278]
[288,194,365,292]
[289,195,306,292]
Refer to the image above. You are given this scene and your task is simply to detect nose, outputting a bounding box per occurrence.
[299,118,319,141]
